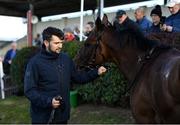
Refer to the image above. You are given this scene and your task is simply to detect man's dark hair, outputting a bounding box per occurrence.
[87,21,94,28]
[42,27,64,42]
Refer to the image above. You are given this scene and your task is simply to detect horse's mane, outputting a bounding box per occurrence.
[106,24,168,52]
[147,32,180,49]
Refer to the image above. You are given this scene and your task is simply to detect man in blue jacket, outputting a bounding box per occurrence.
[134,6,152,34]
[162,0,180,32]
[24,27,106,124]
[148,5,165,33]
[3,42,17,75]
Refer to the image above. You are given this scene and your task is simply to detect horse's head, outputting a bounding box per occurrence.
[75,14,115,69]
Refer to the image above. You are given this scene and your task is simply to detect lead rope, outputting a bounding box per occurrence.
[47,109,55,124]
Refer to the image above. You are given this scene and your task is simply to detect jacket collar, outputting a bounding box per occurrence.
[40,45,60,60]
[137,16,146,24]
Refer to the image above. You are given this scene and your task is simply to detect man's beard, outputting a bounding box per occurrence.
[47,45,60,57]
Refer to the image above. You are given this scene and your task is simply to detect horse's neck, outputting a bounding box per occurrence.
[105,31,148,80]
[112,48,144,81]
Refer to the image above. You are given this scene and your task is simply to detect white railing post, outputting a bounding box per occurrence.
[80,0,84,41]
[0,61,5,99]
[100,0,104,19]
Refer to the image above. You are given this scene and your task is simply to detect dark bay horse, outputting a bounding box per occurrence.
[75,15,180,123]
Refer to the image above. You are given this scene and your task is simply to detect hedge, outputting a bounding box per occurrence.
[10,47,40,95]
[77,63,129,107]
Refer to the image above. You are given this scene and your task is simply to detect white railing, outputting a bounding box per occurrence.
[0,61,5,99]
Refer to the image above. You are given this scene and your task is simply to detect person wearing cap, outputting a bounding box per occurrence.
[115,9,149,38]
[148,5,166,33]
[115,10,158,49]
[134,6,152,34]
[115,10,142,32]
[24,26,107,124]
[162,0,180,32]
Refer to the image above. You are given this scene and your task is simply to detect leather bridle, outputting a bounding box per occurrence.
[84,31,107,70]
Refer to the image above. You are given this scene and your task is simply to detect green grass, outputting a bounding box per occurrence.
[70,104,134,124]
[0,96,30,124]
[0,96,133,124]
[70,108,131,124]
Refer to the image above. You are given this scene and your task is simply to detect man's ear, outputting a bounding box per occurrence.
[95,16,103,31]
[44,40,49,48]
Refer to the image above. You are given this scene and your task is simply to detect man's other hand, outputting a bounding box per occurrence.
[98,66,107,75]
[52,98,60,109]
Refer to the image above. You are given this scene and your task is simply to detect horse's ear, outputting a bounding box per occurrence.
[95,16,103,31]
[102,14,109,27]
